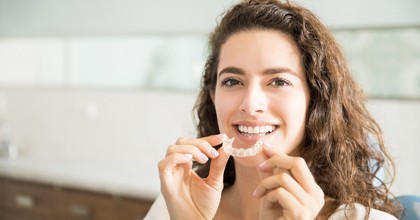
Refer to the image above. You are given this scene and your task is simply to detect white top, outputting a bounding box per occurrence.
[144,194,398,220]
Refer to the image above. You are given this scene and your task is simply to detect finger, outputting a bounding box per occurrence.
[260,142,284,159]
[200,133,226,146]
[199,134,226,158]
[255,172,324,216]
[253,172,307,204]
[158,153,194,174]
[167,144,210,164]
[259,150,316,193]
[265,187,308,219]
[266,187,317,219]
[158,153,192,186]
[206,146,231,190]
[259,155,324,214]
[158,153,193,196]
[174,134,225,159]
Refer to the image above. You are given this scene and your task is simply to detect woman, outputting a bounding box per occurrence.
[145,0,403,219]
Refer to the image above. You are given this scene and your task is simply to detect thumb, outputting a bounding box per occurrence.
[206,146,230,191]
[258,144,274,179]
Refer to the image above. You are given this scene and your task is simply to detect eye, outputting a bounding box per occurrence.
[268,77,291,87]
[220,78,242,87]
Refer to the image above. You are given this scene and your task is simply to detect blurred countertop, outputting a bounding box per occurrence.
[0,153,160,201]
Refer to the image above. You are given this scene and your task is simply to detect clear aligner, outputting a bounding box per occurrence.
[222,136,263,157]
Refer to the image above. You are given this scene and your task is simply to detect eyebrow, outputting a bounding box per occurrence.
[218,66,299,77]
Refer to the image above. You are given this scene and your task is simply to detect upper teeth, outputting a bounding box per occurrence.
[237,125,275,134]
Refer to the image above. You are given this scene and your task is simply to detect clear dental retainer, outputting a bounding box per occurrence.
[222,136,263,157]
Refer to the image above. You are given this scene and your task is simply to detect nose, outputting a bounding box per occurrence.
[239,84,267,115]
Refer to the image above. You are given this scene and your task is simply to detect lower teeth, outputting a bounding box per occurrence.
[241,132,270,136]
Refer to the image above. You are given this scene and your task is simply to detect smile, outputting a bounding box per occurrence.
[237,125,276,136]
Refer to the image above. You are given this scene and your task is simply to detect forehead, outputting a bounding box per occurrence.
[218,30,303,75]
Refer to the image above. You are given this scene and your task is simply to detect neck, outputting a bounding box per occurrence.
[234,160,262,195]
[223,161,263,219]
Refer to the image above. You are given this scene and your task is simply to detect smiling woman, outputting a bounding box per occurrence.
[145,0,403,219]
[212,30,310,169]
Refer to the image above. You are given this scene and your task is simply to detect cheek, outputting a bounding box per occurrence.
[284,99,307,123]
[214,91,240,132]
[270,99,308,155]
[214,91,229,130]
[274,95,308,136]
[283,90,309,118]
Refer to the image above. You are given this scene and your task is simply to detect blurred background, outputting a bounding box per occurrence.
[0,0,419,219]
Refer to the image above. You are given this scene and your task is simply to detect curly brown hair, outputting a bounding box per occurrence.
[193,0,402,218]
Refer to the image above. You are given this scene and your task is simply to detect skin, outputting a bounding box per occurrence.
[158,30,325,220]
[214,29,309,166]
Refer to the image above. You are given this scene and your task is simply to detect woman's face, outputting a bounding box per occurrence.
[213,30,310,164]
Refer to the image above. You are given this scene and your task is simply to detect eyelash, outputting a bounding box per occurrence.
[268,77,292,87]
[219,77,292,88]
[220,77,242,87]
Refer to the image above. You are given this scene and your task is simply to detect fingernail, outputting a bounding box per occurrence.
[200,153,209,162]
[210,148,219,157]
[259,160,267,168]
[264,142,272,148]
[253,189,258,197]
[253,188,266,198]
[218,133,227,141]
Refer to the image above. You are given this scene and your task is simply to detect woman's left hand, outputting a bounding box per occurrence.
[254,145,325,220]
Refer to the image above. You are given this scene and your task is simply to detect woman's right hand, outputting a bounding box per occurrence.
[158,134,230,220]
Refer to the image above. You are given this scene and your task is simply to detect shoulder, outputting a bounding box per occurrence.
[328,203,398,220]
[144,194,170,220]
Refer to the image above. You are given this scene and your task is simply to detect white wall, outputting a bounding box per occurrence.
[0,87,196,163]
[0,87,419,196]
[1,0,419,36]
[367,99,420,196]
